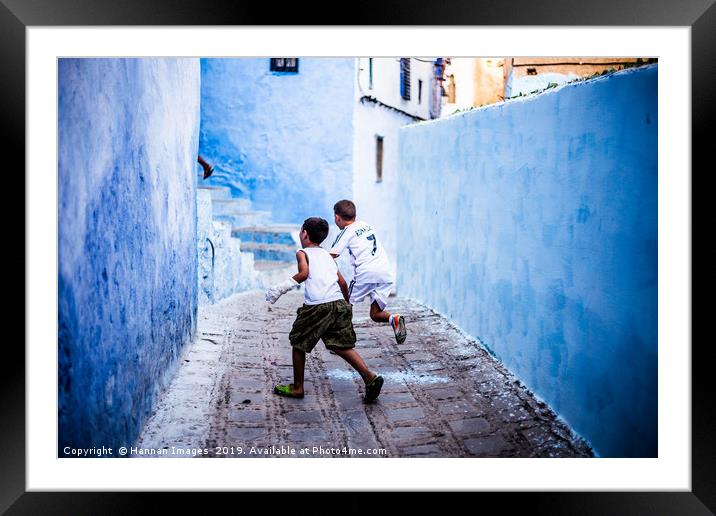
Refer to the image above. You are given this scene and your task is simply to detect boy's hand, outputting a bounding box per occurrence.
[265,277,299,304]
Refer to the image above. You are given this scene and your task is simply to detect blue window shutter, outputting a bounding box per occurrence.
[400,58,411,100]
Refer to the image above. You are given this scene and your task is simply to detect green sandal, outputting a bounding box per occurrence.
[274,384,304,399]
[364,375,384,403]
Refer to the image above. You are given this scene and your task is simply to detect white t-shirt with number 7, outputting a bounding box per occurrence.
[329,220,394,285]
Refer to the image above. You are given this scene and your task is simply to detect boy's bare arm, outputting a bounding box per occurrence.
[337,270,350,303]
[265,253,304,304]
[293,250,309,283]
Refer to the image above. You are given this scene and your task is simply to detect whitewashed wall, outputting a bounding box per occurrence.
[351,58,437,285]
[356,58,436,120]
[351,98,415,282]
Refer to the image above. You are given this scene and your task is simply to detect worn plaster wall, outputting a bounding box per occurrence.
[199,58,355,225]
[398,65,658,457]
[58,58,201,454]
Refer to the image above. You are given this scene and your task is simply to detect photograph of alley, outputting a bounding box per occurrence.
[58,56,657,459]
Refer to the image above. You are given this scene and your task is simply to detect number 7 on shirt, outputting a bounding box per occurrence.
[366,234,377,256]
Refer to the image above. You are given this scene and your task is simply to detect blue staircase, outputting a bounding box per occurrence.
[198,185,300,285]
[232,225,300,263]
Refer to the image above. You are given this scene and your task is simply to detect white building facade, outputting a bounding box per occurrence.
[352,57,439,281]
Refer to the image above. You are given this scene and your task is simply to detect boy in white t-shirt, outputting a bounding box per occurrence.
[265,217,384,402]
[329,200,407,344]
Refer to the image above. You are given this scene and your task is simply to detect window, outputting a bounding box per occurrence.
[446,74,456,103]
[270,58,299,73]
[418,79,423,104]
[375,136,384,183]
[368,58,374,90]
[400,58,411,100]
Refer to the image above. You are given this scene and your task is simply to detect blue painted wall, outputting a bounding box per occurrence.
[398,65,657,457]
[58,58,201,455]
[199,58,355,224]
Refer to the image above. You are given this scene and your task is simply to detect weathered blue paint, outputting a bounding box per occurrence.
[58,58,201,455]
[199,58,355,224]
[398,65,658,457]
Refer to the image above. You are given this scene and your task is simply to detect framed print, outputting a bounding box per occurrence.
[4,0,708,512]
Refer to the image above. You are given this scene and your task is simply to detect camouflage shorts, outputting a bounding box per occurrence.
[289,299,356,353]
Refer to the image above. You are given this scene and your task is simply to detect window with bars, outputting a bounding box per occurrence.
[376,136,384,183]
[400,58,411,100]
[270,58,299,73]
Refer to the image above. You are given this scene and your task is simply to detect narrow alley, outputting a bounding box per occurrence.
[135,290,593,458]
[58,58,657,461]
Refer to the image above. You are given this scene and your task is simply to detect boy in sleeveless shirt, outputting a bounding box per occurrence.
[265,217,384,402]
[329,200,407,344]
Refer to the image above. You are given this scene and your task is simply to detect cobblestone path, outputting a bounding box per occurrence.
[135,290,592,458]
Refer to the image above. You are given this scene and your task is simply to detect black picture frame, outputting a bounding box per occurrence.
[3,0,707,512]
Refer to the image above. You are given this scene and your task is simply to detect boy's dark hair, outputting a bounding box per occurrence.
[333,199,356,220]
[302,217,330,244]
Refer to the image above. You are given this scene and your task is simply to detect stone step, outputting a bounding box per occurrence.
[214,210,271,227]
[254,260,295,271]
[197,185,232,201]
[254,261,300,289]
[232,225,301,246]
[240,242,298,262]
[211,198,253,214]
